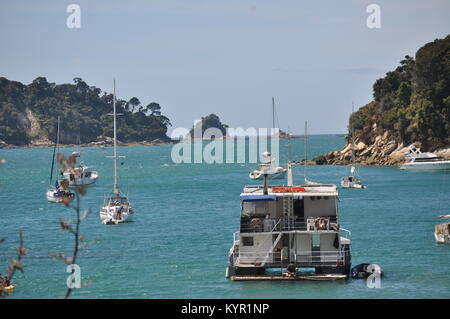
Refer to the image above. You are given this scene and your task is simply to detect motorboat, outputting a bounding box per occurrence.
[400,146,450,170]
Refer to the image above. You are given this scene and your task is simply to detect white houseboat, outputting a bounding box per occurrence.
[227,166,352,280]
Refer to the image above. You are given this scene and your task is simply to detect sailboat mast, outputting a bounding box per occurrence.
[351,101,355,166]
[49,116,60,186]
[304,120,308,182]
[113,79,119,195]
[272,97,275,131]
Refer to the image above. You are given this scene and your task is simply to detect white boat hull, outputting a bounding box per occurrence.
[100,205,134,225]
[400,161,450,170]
[64,169,98,187]
[46,189,61,203]
[249,170,287,180]
[46,188,74,203]
[341,181,366,189]
[434,232,450,244]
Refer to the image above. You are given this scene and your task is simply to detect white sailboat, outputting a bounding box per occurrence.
[249,97,287,180]
[341,103,366,189]
[46,116,75,203]
[99,80,134,225]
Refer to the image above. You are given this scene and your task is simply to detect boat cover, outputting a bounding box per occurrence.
[241,194,277,201]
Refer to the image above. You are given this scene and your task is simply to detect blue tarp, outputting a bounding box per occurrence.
[241,194,277,202]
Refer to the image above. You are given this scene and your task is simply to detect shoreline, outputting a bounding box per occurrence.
[0,140,177,150]
[309,132,450,166]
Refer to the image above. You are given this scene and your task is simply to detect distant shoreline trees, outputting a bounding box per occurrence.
[0,77,172,145]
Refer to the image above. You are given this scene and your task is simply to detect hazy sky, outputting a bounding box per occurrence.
[0,0,449,135]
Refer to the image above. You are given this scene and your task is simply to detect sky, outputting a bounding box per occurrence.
[0,0,449,135]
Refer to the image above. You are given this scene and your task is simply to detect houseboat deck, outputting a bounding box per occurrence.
[231,274,347,281]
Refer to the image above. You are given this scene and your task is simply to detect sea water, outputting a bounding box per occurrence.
[1,135,449,298]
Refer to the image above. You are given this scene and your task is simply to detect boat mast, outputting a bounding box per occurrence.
[287,127,293,186]
[304,120,308,182]
[351,101,356,170]
[272,97,275,133]
[113,79,119,196]
[49,116,60,186]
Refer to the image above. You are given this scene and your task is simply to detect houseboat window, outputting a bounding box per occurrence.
[312,233,320,248]
[293,198,304,218]
[242,201,270,216]
[242,237,254,246]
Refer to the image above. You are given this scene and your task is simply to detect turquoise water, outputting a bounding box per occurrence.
[1,135,450,299]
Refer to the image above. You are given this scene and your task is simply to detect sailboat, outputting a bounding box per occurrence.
[46,116,75,203]
[341,103,366,189]
[249,97,287,180]
[99,80,134,225]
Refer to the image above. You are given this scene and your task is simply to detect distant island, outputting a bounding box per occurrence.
[188,113,229,139]
[0,77,173,147]
[312,34,450,165]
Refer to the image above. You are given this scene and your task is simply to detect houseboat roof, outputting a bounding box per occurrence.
[241,184,338,198]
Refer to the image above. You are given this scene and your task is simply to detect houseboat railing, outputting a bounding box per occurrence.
[235,250,346,267]
[240,217,339,233]
[340,228,351,239]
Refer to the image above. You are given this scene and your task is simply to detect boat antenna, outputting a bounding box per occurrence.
[49,116,60,186]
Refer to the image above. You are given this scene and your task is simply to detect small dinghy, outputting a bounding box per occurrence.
[4,285,15,292]
[351,263,383,279]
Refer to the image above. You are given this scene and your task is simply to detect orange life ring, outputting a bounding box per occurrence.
[272,186,305,193]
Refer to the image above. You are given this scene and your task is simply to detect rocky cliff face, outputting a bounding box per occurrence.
[311,131,450,166]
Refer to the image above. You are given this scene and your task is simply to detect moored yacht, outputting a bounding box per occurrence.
[249,152,287,180]
[435,215,450,244]
[341,166,366,189]
[61,151,98,187]
[46,116,75,203]
[400,146,450,170]
[227,163,352,280]
[341,102,366,189]
[99,80,134,225]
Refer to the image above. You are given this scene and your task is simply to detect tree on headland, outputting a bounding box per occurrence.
[349,34,450,151]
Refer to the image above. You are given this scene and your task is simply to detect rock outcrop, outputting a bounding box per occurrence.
[310,131,450,166]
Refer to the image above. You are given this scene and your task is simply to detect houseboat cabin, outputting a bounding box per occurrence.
[227,183,351,280]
